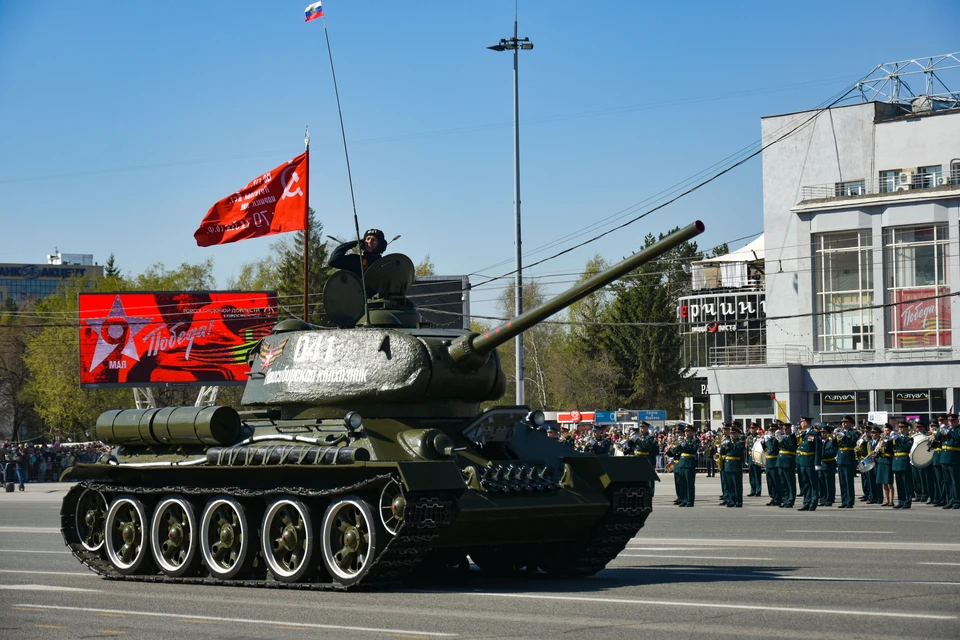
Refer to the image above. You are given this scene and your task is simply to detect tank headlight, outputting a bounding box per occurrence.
[526,410,545,427]
[344,412,363,431]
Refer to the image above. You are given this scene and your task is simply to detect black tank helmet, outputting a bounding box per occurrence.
[364,228,387,254]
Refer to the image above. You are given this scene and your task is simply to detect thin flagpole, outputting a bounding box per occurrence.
[321,14,369,325]
[303,127,311,322]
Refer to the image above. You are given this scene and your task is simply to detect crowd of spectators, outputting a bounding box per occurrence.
[1,441,108,489]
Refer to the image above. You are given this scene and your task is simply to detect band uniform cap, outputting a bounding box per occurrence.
[731,425,744,434]
[870,425,882,432]
[749,421,759,427]
[937,414,948,420]
[684,424,696,431]
[947,412,958,419]
[800,415,813,421]
[841,415,855,423]
[821,424,835,431]
[639,421,650,428]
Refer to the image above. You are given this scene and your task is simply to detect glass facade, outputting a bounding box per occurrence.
[877,388,947,423]
[0,264,102,304]
[812,390,870,425]
[813,231,874,351]
[885,224,951,348]
[679,292,765,368]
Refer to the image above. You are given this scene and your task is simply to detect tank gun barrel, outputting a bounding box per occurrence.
[449,220,704,367]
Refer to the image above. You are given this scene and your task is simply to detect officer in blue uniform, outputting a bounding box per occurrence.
[891,419,914,509]
[796,416,822,511]
[836,415,858,508]
[634,421,659,496]
[777,422,798,508]
[762,421,782,506]
[818,424,838,506]
[720,424,746,507]
[746,421,763,497]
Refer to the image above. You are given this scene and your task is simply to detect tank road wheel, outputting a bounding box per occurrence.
[104,495,153,575]
[150,495,200,578]
[321,495,380,587]
[200,496,256,579]
[379,479,405,536]
[261,497,316,583]
[75,489,108,553]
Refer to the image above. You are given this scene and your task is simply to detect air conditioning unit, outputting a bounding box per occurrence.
[896,184,911,192]
[937,176,948,186]
[898,171,913,184]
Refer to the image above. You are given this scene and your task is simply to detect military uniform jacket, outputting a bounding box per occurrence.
[634,434,659,467]
[821,437,838,470]
[761,434,780,469]
[672,438,699,470]
[778,433,798,468]
[939,427,960,465]
[796,428,822,467]
[836,432,858,466]
[892,434,913,471]
[745,435,759,466]
[720,439,746,472]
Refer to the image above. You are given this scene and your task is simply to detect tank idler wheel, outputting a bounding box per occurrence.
[321,495,381,587]
[379,479,405,536]
[104,494,153,575]
[261,497,316,583]
[151,495,200,578]
[200,496,257,579]
[75,489,108,553]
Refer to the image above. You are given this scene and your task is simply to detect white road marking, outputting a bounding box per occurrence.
[621,547,719,551]
[0,527,60,533]
[0,549,71,554]
[0,585,100,592]
[784,530,894,534]
[468,593,957,620]
[0,570,92,577]
[650,568,960,587]
[631,537,960,551]
[617,554,772,561]
[918,562,960,566]
[13,604,458,637]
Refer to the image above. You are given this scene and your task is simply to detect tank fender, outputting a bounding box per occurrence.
[563,455,658,490]
[394,460,467,495]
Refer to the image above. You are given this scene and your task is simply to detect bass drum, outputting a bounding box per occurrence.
[857,458,876,473]
[751,439,765,469]
[909,435,934,469]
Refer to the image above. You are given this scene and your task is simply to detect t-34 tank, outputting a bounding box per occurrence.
[61,220,704,589]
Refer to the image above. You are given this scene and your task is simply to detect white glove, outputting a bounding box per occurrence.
[815,465,821,471]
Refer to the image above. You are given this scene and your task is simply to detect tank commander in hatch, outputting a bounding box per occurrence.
[328,228,388,278]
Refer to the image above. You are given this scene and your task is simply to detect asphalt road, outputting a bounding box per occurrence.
[1,478,958,640]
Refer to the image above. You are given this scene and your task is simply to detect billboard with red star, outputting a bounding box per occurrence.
[79,292,278,388]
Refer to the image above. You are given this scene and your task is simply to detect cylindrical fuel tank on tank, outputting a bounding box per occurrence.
[94,406,241,447]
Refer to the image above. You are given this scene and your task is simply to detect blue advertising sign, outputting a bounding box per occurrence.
[594,411,616,424]
[636,410,667,422]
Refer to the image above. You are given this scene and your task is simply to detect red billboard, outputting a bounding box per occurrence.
[79,292,278,388]
[893,288,951,348]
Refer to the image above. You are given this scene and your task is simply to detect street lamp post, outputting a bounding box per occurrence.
[489,22,533,405]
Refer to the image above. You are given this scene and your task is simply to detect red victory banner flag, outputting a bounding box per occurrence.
[194,151,309,247]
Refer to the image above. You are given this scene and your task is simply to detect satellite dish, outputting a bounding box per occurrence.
[363,253,415,298]
[322,270,365,327]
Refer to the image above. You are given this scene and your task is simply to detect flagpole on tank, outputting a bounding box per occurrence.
[316,6,370,325]
[303,126,311,322]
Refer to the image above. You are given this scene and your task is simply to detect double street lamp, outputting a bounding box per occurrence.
[488,23,533,405]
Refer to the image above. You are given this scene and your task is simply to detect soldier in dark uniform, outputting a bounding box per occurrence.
[856,423,872,503]
[673,424,699,507]
[777,422,798,508]
[592,425,612,456]
[931,414,947,506]
[796,416,822,511]
[836,415,858,508]
[720,424,746,507]
[746,421,762,497]
[718,423,733,504]
[634,421,659,496]
[935,412,960,509]
[763,421,782,506]
[875,424,895,507]
[818,424,838,506]
[892,420,914,509]
[913,422,933,504]
[328,228,388,278]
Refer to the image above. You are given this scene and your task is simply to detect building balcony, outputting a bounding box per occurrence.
[800,169,960,202]
[706,345,956,368]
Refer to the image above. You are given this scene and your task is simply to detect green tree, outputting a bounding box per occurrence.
[275,211,333,326]
[104,253,121,278]
[132,258,216,290]
[415,255,435,277]
[0,301,40,441]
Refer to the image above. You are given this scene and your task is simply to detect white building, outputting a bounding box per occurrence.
[683,56,960,430]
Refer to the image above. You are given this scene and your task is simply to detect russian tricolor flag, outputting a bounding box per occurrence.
[304,1,323,22]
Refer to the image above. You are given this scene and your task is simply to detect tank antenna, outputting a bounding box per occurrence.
[318,10,370,324]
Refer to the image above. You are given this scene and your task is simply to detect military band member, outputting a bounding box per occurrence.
[746,421,762,497]
[836,415,858,508]
[721,425,746,507]
[937,412,960,509]
[891,420,914,509]
[634,421,659,496]
[856,424,873,503]
[818,424,838,506]
[913,422,934,504]
[763,422,782,506]
[796,416,822,511]
[931,414,947,506]
[777,422,798,508]
[719,423,733,505]
[875,425,895,507]
[673,424,699,507]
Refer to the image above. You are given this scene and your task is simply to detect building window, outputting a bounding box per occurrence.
[878,388,947,423]
[950,159,960,186]
[879,169,902,193]
[918,165,942,188]
[813,391,870,425]
[885,224,951,348]
[834,180,866,197]
[814,231,874,351]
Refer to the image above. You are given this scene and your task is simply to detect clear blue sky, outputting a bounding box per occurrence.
[2,1,958,319]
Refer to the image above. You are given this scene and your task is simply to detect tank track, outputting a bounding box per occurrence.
[539,485,653,577]
[61,475,455,591]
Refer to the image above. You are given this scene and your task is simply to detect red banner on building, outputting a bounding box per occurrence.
[894,288,951,348]
[79,292,278,387]
[194,152,308,247]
